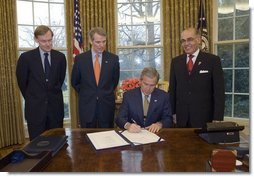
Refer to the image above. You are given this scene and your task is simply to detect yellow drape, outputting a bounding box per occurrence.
[0,0,25,148]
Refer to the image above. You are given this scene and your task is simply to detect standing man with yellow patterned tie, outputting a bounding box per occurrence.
[71,27,120,128]
[115,67,173,133]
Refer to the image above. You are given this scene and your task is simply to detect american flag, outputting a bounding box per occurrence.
[197,0,209,52]
[73,0,83,59]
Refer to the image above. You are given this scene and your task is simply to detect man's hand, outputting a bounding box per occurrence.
[127,123,142,133]
[173,114,177,124]
[212,120,222,123]
[146,122,162,133]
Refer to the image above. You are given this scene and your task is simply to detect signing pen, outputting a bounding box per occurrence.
[131,119,137,124]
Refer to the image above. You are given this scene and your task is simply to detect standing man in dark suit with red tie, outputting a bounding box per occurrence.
[169,27,225,128]
[71,27,120,128]
[16,25,66,140]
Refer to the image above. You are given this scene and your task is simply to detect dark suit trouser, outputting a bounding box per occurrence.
[82,101,114,128]
[28,114,63,141]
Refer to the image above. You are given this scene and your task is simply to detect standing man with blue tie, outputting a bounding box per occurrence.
[16,25,66,140]
[169,27,225,128]
[71,27,120,128]
[115,67,173,133]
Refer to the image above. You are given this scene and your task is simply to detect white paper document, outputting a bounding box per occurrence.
[87,130,130,150]
[121,129,164,145]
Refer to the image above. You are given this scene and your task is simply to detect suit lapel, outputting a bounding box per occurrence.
[98,52,109,86]
[85,51,97,86]
[49,50,57,81]
[134,89,144,122]
[191,52,203,75]
[34,48,46,83]
[180,55,189,76]
[147,90,158,118]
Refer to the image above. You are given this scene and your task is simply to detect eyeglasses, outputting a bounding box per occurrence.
[180,37,195,44]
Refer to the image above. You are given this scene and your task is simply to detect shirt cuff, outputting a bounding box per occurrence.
[124,122,131,130]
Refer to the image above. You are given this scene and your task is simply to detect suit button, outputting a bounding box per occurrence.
[96,97,99,100]
[188,92,191,95]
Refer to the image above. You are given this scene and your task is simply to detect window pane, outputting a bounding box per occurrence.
[132,25,146,45]
[235,0,249,16]
[147,24,161,45]
[17,1,33,25]
[118,49,135,70]
[235,16,249,39]
[218,0,234,18]
[50,3,65,26]
[51,27,66,48]
[235,69,249,93]
[217,44,233,68]
[118,25,132,46]
[50,0,64,2]
[18,26,35,48]
[118,3,131,25]
[223,69,232,92]
[224,94,232,117]
[132,3,146,25]
[235,43,249,67]
[120,70,141,81]
[218,18,233,41]
[234,95,249,118]
[34,2,49,25]
[119,48,161,69]
[118,0,131,3]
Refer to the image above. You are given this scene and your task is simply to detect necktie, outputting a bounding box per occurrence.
[94,54,101,85]
[44,53,50,81]
[143,95,149,117]
[187,55,194,74]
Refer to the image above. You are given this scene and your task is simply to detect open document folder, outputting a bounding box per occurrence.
[86,129,164,150]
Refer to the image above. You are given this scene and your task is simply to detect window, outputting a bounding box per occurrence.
[16,0,70,119]
[116,0,163,81]
[214,0,249,119]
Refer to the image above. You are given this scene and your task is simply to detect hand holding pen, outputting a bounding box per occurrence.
[128,119,141,133]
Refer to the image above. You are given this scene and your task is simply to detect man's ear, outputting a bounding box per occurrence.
[89,38,93,45]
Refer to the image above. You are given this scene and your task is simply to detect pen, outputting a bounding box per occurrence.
[131,119,137,124]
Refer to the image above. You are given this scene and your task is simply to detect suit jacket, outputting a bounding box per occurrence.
[16,47,66,138]
[71,50,120,127]
[169,51,225,128]
[115,88,173,128]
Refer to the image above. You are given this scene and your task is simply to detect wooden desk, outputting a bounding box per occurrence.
[42,128,248,172]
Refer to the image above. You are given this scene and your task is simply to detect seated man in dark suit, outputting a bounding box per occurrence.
[115,67,173,133]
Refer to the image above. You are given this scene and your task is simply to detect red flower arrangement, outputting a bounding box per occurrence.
[120,78,140,92]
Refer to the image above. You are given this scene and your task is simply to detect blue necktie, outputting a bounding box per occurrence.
[44,53,50,81]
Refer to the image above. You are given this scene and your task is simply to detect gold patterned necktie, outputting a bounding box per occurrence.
[143,95,149,117]
[94,54,101,85]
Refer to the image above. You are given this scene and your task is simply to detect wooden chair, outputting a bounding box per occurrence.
[156,81,169,92]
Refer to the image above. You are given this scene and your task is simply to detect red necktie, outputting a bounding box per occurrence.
[94,54,100,85]
[187,55,194,74]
